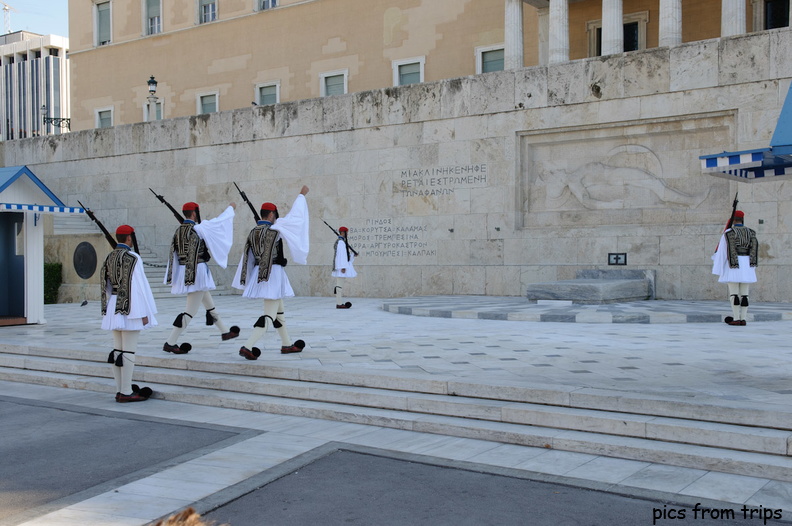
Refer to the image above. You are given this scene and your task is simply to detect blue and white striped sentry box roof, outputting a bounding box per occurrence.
[0,203,84,214]
[700,83,792,183]
[699,148,792,182]
[0,165,85,214]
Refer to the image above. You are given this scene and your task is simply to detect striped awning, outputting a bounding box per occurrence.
[699,148,792,182]
[0,203,85,214]
[700,83,792,182]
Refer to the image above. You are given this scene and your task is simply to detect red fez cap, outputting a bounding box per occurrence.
[734,210,745,219]
[261,203,278,211]
[182,202,200,212]
[339,226,348,232]
[116,225,135,235]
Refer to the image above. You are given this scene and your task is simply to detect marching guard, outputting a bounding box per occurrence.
[232,185,310,359]
[160,198,239,353]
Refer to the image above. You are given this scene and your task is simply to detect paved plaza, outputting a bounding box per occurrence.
[2,295,792,525]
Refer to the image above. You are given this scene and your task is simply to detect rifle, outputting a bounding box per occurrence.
[725,191,739,231]
[323,219,359,256]
[715,191,739,252]
[233,182,261,222]
[149,188,184,223]
[78,200,116,249]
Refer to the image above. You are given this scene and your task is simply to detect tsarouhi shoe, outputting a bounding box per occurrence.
[239,346,261,360]
[163,342,192,354]
[131,384,154,399]
[336,302,352,309]
[116,392,147,403]
[222,326,241,341]
[281,339,306,354]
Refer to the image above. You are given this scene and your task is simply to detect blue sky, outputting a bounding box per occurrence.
[7,1,69,37]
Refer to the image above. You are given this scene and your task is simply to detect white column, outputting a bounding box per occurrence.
[504,0,524,70]
[537,7,549,66]
[601,0,623,55]
[24,211,46,325]
[548,0,569,64]
[659,0,682,47]
[721,0,746,37]
[751,0,763,32]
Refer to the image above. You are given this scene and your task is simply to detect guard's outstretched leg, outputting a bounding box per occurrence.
[203,293,240,340]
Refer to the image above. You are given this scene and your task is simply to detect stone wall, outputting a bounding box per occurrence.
[3,28,792,301]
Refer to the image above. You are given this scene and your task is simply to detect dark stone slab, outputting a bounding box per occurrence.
[527,279,651,304]
[204,450,670,526]
[0,398,240,523]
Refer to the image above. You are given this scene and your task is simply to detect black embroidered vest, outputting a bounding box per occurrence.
[240,224,282,284]
[166,223,210,286]
[726,225,758,269]
[101,247,138,315]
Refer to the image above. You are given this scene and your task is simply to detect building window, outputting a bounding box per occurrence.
[95,1,112,46]
[256,83,279,105]
[146,0,162,35]
[476,45,504,74]
[145,100,162,121]
[198,93,218,113]
[392,57,425,86]
[320,70,347,96]
[96,108,113,128]
[586,11,649,57]
[260,0,277,10]
[199,0,217,23]
[765,0,790,28]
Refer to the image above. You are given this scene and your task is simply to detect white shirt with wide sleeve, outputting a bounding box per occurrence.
[332,238,357,278]
[166,206,236,294]
[232,194,309,299]
[102,252,159,331]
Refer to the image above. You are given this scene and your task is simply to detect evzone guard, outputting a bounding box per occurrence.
[155,190,240,354]
[712,202,759,326]
[99,224,158,402]
[328,223,358,309]
[232,185,310,359]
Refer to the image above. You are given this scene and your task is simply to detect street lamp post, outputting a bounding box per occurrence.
[146,75,159,122]
[40,104,71,133]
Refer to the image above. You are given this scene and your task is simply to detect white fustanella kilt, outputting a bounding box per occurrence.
[717,255,757,283]
[167,262,216,294]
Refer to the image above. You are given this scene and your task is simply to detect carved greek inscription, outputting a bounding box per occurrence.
[398,164,487,197]
[352,218,436,259]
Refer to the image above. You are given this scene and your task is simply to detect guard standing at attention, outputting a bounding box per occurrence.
[101,225,158,402]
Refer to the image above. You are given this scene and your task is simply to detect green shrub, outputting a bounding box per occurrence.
[44,262,63,304]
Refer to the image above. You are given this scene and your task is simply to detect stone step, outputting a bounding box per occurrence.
[2,350,792,458]
[3,343,792,432]
[3,365,792,482]
[53,214,99,235]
